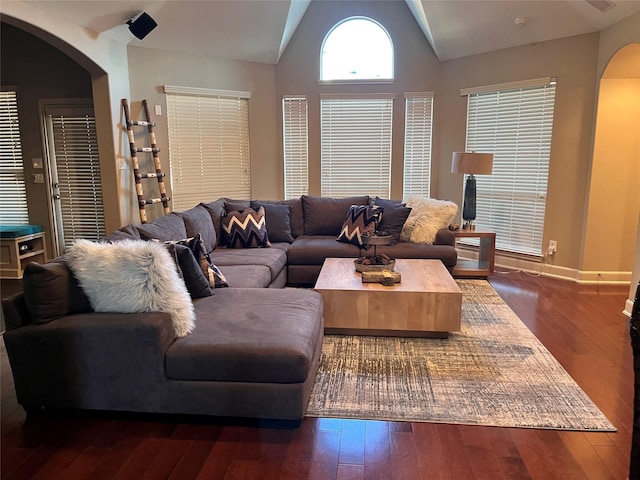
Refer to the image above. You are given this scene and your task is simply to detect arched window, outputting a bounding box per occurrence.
[320,17,393,81]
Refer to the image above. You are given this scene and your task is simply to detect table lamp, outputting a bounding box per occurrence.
[451,152,494,230]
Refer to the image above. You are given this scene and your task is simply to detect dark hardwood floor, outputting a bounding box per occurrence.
[1,271,634,479]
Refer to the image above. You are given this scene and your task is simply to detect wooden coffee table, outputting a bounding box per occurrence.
[314,258,462,338]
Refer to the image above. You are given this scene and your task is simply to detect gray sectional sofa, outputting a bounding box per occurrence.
[1,195,457,423]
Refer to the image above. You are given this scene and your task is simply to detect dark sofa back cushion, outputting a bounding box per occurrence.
[136,213,187,242]
[102,223,141,242]
[302,195,370,236]
[178,205,217,253]
[22,258,93,324]
[200,199,226,246]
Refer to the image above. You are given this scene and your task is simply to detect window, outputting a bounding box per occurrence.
[44,104,106,248]
[165,85,251,211]
[320,17,393,81]
[462,78,556,256]
[282,96,308,199]
[320,94,394,198]
[0,90,29,224]
[403,93,434,199]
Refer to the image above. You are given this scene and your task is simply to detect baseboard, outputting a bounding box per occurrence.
[458,250,632,285]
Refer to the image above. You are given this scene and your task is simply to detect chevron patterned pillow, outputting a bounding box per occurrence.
[222,206,272,248]
[337,205,382,247]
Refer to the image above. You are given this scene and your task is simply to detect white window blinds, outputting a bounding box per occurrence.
[164,86,251,211]
[49,109,106,246]
[463,78,556,256]
[320,94,394,198]
[0,90,29,225]
[403,93,434,199]
[282,96,308,199]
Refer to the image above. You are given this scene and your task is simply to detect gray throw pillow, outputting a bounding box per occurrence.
[250,201,294,243]
[373,197,412,245]
[165,243,212,298]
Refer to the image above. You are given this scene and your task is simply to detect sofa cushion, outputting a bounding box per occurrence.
[224,199,251,213]
[222,207,271,248]
[337,204,382,247]
[302,195,369,236]
[375,242,458,268]
[22,258,93,324]
[136,213,187,242]
[178,205,217,253]
[251,201,294,243]
[218,264,272,288]
[165,288,324,383]
[199,198,226,247]
[286,235,361,265]
[211,247,287,282]
[66,239,195,337]
[165,244,212,298]
[102,224,141,242]
[372,197,412,245]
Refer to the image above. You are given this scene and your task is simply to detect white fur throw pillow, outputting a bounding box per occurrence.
[66,239,195,337]
[400,196,458,245]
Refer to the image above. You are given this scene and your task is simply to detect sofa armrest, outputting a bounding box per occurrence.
[3,312,176,411]
[434,228,455,247]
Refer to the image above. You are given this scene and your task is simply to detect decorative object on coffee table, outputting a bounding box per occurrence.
[354,232,395,273]
[361,269,401,286]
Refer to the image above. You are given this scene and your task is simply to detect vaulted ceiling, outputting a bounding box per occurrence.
[20,0,640,63]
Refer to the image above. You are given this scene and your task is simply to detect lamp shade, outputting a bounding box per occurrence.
[451,152,494,175]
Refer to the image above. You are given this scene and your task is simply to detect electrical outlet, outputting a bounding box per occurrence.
[547,240,557,256]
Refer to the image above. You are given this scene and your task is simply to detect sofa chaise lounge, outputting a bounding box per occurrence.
[2,195,457,423]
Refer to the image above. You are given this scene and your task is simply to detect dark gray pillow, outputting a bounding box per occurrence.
[373,197,412,245]
[250,201,294,243]
[22,259,92,323]
[136,213,187,242]
[254,198,304,238]
[165,244,212,298]
[302,195,370,236]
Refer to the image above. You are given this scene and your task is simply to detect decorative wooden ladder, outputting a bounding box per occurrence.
[121,98,170,224]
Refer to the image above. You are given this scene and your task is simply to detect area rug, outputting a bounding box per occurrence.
[305,280,615,431]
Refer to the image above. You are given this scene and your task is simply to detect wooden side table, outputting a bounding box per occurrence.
[452,227,496,278]
[0,232,47,279]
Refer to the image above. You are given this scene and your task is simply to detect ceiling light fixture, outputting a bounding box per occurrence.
[514,17,526,26]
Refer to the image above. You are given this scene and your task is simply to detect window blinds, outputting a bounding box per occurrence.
[165,86,251,211]
[282,96,309,199]
[320,94,394,198]
[50,111,106,246]
[464,80,556,256]
[0,90,29,224]
[403,93,434,199]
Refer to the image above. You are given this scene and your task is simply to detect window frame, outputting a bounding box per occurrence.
[282,95,309,200]
[319,16,394,84]
[0,89,29,225]
[461,77,557,257]
[164,85,251,211]
[403,92,435,199]
[320,93,395,198]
